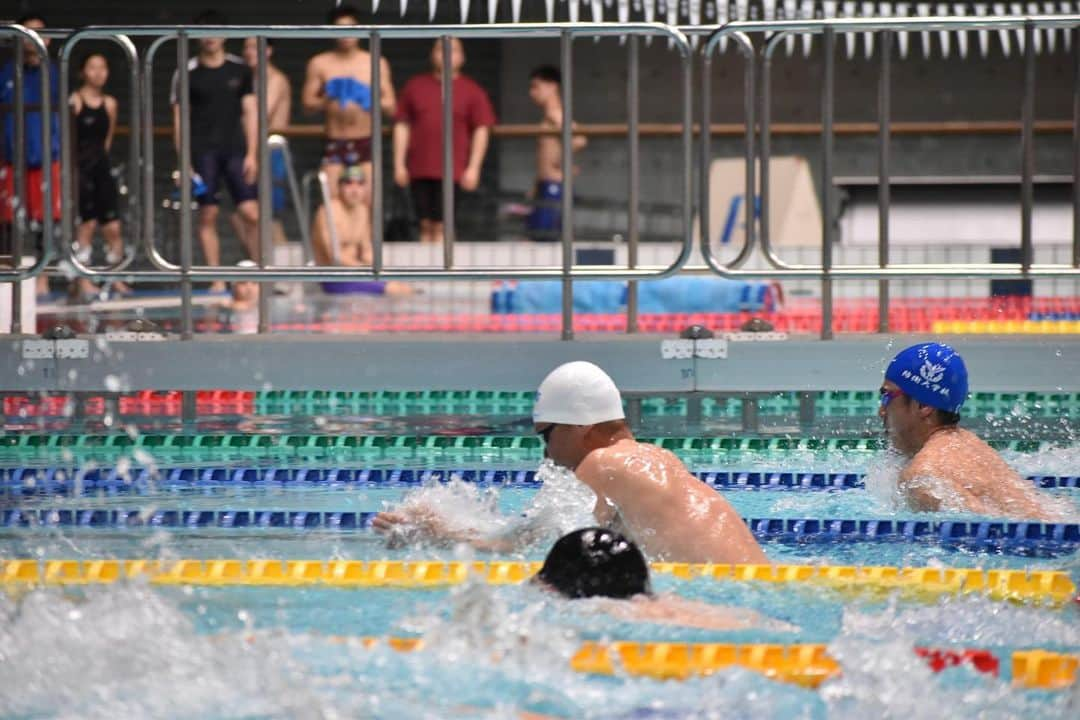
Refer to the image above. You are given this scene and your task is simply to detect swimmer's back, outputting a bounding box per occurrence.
[904,427,1061,520]
[577,439,767,564]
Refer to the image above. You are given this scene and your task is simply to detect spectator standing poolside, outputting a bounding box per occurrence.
[0,13,61,297]
[170,9,260,292]
[393,38,496,244]
[303,3,395,198]
[879,342,1064,520]
[70,53,128,300]
[526,65,586,242]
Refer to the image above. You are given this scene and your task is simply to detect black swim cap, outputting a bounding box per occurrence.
[537,528,651,600]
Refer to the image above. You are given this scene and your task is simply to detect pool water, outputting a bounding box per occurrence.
[1,409,1079,718]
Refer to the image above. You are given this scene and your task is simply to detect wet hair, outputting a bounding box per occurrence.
[79,52,107,73]
[328,4,361,23]
[16,13,47,26]
[537,528,651,600]
[905,394,962,427]
[194,9,227,25]
[530,65,561,86]
[935,409,961,426]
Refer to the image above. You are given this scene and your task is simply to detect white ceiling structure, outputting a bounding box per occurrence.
[362,1,1080,58]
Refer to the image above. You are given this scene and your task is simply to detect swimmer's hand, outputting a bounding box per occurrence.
[372,508,519,553]
[372,508,454,546]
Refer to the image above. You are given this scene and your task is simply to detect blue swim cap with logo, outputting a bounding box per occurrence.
[884,343,968,414]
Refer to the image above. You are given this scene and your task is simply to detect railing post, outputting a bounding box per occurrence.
[1074,26,1080,268]
[626,35,640,334]
[11,40,26,332]
[256,35,272,334]
[560,29,575,341]
[820,26,836,340]
[877,29,892,333]
[441,34,455,269]
[178,31,194,340]
[1021,20,1036,273]
[370,30,384,276]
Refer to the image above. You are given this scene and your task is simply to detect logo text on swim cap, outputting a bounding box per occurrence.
[919,360,946,384]
[899,369,950,398]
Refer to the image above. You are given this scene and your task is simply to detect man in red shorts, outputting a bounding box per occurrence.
[1,13,61,296]
[392,38,495,244]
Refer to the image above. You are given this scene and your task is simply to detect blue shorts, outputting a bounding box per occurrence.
[321,281,387,295]
[271,147,287,215]
[192,150,257,207]
[526,180,562,241]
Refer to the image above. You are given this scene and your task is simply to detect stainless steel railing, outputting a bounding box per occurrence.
[699,14,1080,339]
[0,24,53,305]
[54,22,695,341]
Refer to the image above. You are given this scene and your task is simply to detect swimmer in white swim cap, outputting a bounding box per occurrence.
[375,361,767,565]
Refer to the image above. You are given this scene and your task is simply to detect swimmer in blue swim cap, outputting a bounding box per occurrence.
[880,343,1059,520]
[375,362,767,564]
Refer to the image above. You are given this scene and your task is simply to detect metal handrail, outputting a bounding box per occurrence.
[699,15,1080,283]
[54,23,692,287]
[0,25,53,285]
[268,134,314,265]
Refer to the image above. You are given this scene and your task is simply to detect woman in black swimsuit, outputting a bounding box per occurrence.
[70,53,127,298]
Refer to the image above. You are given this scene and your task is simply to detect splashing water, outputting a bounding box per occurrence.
[0,584,319,719]
[387,459,596,551]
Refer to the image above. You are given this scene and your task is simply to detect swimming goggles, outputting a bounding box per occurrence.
[879,387,904,408]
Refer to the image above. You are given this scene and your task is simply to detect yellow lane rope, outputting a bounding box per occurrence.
[1,559,1075,605]
[342,638,1076,690]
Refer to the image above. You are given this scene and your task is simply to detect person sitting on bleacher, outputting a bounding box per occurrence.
[879,342,1065,520]
[312,165,410,297]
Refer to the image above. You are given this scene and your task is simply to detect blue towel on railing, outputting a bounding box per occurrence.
[491,277,772,314]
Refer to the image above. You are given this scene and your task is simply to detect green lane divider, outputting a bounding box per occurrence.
[0,434,1055,465]
[248,390,1080,418]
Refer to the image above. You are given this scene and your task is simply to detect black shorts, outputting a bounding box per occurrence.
[192,149,257,207]
[77,156,119,225]
[409,179,459,223]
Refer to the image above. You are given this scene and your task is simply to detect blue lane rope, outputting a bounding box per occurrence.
[1,466,1077,495]
[2,508,1076,555]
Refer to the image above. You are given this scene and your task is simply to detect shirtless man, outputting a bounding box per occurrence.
[311,165,371,267]
[302,3,395,197]
[374,361,767,565]
[880,342,1061,520]
[525,66,586,241]
[311,165,412,297]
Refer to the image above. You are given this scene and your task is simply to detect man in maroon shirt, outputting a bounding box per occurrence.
[392,38,496,244]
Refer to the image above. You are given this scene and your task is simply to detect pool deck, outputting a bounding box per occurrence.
[1,334,1077,394]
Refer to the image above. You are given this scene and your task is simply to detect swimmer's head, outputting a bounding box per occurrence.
[231,259,259,304]
[533,361,627,469]
[535,528,651,600]
[328,4,361,51]
[339,165,367,207]
[881,343,967,453]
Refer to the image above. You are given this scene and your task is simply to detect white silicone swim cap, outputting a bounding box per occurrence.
[533,361,625,426]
